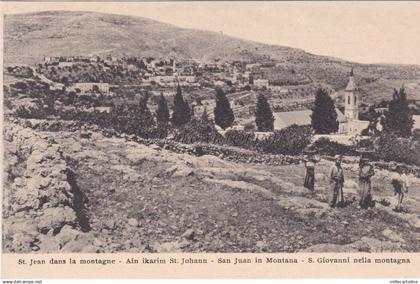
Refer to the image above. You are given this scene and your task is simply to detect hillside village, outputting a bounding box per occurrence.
[5,54,420,138]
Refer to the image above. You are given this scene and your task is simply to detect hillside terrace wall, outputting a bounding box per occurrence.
[10,117,420,178]
[3,123,96,253]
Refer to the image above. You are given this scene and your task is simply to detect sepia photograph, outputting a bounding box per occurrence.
[2,1,420,261]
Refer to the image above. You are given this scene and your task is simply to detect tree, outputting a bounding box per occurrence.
[171,84,191,127]
[360,106,380,136]
[383,88,413,138]
[255,93,274,131]
[214,87,234,129]
[311,88,338,134]
[138,95,154,125]
[155,93,170,126]
[110,97,155,138]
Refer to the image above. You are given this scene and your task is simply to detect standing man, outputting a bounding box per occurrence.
[358,157,375,209]
[329,155,345,208]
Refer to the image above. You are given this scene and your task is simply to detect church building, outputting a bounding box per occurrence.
[337,69,369,135]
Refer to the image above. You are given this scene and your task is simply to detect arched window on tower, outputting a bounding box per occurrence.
[348,96,351,104]
[354,96,357,104]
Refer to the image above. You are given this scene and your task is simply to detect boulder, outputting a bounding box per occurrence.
[27,150,45,164]
[152,240,189,253]
[256,241,267,250]
[13,183,40,212]
[149,144,161,151]
[315,173,328,182]
[11,232,37,253]
[43,145,62,160]
[382,229,405,243]
[344,179,358,189]
[80,132,92,139]
[182,229,195,240]
[3,217,39,241]
[302,243,356,253]
[55,225,81,246]
[37,207,77,232]
[31,140,51,152]
[103,219,116,230]
[38,180,74,208]
[127,218,139,227]
[37,234,61,253]
[171,166,194,178]
[350,237,403,252]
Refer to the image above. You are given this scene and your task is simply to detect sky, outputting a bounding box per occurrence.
[2,1,420,65]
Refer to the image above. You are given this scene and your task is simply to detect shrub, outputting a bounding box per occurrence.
[224,130,256,148]
[15,106,33,118]
[358,137,374,149]
[374,134,420,166]
[108,104,155,138]
[173,117,223,144]
[148,126,169,139]
[11,81,28,90]
[311,137,357,156]
[244,122,255,132]
[258,124,312,155]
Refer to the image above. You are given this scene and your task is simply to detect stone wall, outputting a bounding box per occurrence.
[10,117,420,177]
[3,123,97,252]
[118,133,302,166]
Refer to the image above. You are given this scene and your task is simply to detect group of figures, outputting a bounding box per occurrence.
[303,151,409,211]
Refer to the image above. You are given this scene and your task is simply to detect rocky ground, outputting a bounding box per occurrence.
[3,120,420,253]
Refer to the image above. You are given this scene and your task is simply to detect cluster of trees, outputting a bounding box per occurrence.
[6,66,33,78]
[38,63,144,86]
[382,88,414,138]
[154,85,276,132]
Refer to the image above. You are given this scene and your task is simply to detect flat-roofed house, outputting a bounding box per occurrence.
[254,79,269,88]
[73,82,110,95]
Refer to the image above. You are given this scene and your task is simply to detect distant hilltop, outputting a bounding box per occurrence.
[4,11,420,97]
[4,11,311,64]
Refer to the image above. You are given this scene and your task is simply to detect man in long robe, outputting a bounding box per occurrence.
[329,155,345,208]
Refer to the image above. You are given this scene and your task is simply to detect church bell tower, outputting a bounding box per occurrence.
[344,68,359,120]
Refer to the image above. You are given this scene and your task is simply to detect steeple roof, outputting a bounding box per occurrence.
[345,68,357,91]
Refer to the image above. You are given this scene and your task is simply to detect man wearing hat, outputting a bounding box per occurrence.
[329,155,345,208]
